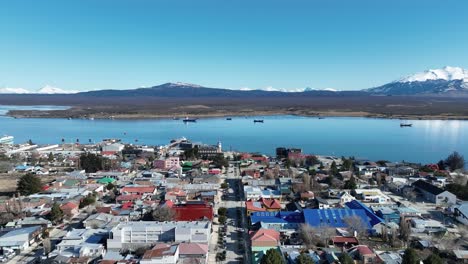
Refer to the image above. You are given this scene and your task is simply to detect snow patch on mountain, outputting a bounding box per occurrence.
[398,66,468,83]
[36,85,78,94]
[0,87,31,94]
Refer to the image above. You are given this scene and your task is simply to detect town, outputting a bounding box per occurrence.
[0,136,466,264]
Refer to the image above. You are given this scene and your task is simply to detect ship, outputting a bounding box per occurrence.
[183,117,197,123]
[400,123,412,127]
[253,119,264,123]
[0,135,14,145]
[226,118,232,120]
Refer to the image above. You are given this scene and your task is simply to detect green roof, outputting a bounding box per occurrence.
[182,162,193,167]
[97,177,116,184]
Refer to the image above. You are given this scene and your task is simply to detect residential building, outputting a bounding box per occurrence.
[412,180,457,205]
[107,221,211,251]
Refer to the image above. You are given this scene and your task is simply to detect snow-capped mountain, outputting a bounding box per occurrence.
[0,87,31,94]
[398,66,468,83]
[366,66,468,95]
[36,85,78,94]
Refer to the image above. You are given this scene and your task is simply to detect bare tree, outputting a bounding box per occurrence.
[302,173,311,192]
[299,224,319,249]
[151,206,176,221]
[43,238,52,255]
[343,215,368,239]
[399,217,411,246]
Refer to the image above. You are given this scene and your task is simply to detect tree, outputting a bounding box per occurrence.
[344,176,357,190]
[402,248,420,264]
[423,254,443,264]
[211,154,228,168]
[106,182,116,191]
[445,151,465,171]
[17,173,43,195]
[330,161,338,176]
[343,215,368,238]
[49,203,63,224]
[79,194,96,208]
[260,248,284,264]
[339,253,354,264]
[446,183,468,200]
[296,253,314,264]
[218,215,227,224]
[399,217,411,244]
[80,152,109,173]
[151,206,175,221]
[341,157,354,171]
[218,207,227,216]
[220,182,229,189]
[48,152,54,162]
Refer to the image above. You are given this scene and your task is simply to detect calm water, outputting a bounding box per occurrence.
[0,105,467,164]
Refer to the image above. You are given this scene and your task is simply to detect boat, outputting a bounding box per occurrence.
[318,117,325,119]
[183,117,197,123]
[226,118,232,120]
[253,119,264,123]
[400,123,412,127]
[173,117,180,120]
[0,135,14,145]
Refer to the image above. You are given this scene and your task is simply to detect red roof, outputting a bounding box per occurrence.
[121,186,156,194]
[122,201,133,209]
[246,200,266,212]
[260,198,281,210]
[250,229,280,247]
[348,245,374,256]
[178,243,208,255]
[116,194,142,202]
[332,236,359,244]
[60,201,78,210]
[172,202,213,221]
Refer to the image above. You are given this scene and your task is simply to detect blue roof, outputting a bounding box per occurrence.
[345,200,384,226]
[303,209,372,228]
[251,211,303,225]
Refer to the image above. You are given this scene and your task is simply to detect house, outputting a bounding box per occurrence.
[116,194,142,204]
[0,226,41,251]
[378,251,402,264]
[347,245,378,264]
[259,198,281,211]
[250,229,280,253]
[300,191,315,200]
[61,201,79,218]
[8,216,52,229]
[107,221,211,251]
[178,243,209,264]
[454,202,468,225]
[374,207,400,224]
[169,202,214,221]
[83,213,128,229]
[246,200,267,216]
[412,180,457,205]
[120,186,156,196]
[330,236,360,249]
[54,229,107,259]
[153,157,180,170]
[165,189,187,202]
[140,244,179,264]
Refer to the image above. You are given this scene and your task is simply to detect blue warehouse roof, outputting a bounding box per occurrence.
[345,200,384,226]
[251,211,304,225]
[303,209,372,228]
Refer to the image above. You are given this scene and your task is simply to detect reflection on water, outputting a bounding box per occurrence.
[0,105,70,115]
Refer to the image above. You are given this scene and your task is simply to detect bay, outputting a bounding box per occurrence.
[0,105,467,164]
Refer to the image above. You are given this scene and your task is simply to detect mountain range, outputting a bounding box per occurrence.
[1,66,468,96]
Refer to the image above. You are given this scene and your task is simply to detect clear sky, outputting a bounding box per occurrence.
[1,0,468,91]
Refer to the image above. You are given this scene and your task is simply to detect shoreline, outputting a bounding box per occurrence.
[6,109,468,121]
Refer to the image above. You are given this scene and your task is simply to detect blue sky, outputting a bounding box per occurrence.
[1,0,468,91]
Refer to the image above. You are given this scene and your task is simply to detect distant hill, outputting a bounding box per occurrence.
[77,82,361,98]
[366,66,468,96]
